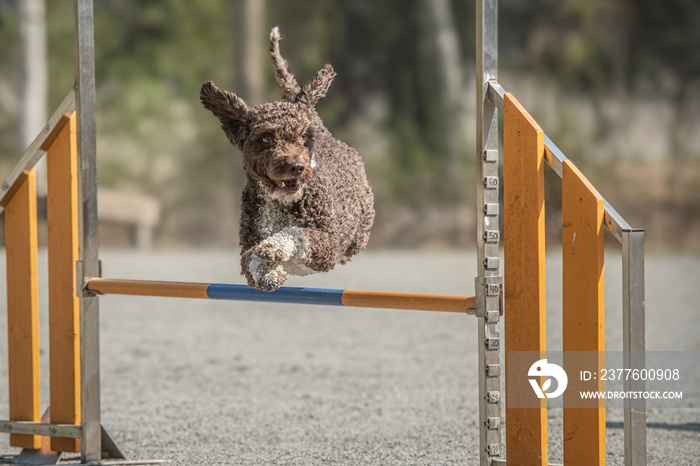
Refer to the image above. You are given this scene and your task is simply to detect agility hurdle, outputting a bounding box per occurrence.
[84,278,475,313]
[1,0,645,465]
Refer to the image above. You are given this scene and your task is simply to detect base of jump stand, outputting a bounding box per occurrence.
[14,408,126,465]
[15,408,62,465]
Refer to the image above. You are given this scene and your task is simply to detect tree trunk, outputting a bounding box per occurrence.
[423,0,465,199]
[222,0,266,247]
[669,76,692,162]
[235,0,266,106]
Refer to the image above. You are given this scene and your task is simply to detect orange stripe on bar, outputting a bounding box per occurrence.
[342,290,474,313]
[87,278,210,300]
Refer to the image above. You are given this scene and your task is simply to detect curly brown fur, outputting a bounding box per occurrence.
[201,28,374,291]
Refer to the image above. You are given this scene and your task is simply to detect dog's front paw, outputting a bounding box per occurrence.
[253,228,308,263]
[257,268,288,291]
[248,256,288,291]
[253,239,294,262]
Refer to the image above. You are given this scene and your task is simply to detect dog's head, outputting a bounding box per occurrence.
[201,29,336,202]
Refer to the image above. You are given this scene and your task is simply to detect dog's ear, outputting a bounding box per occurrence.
[269,27,301,102]
[200,81,251,146]
[295,64,336,108]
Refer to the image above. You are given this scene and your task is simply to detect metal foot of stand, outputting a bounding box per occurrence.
[15,409,62,465]
[100,426,126,461]
[14,408,126,465]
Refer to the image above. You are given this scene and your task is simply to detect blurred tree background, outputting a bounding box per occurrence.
[0,0,698,250]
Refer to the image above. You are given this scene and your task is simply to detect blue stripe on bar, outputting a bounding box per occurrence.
[205,283,345,306]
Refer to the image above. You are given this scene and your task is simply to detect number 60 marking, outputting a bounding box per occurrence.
[484,176,499,189]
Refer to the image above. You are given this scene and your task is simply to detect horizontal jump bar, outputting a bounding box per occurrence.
[85,278,475,314]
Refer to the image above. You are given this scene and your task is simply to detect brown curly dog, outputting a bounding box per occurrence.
[200,27,374,291]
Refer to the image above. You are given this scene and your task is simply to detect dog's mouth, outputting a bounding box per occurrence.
[263,157,313,200]
[273,178,304,195]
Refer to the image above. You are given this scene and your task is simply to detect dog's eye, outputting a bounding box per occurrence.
[262,135,273,144]
[300,133,308,143]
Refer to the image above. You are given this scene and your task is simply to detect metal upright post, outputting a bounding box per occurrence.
[622,230,647,466]
[475,0,502,464]
[74,0,101,462]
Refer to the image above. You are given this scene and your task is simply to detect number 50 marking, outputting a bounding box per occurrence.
[484,230,500,243]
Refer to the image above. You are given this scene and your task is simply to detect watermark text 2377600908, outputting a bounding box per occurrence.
[511,351,697,408]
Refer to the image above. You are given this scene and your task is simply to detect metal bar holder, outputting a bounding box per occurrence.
[476,1,503,464]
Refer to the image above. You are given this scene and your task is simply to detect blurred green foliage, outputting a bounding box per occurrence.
[0,0,698,247]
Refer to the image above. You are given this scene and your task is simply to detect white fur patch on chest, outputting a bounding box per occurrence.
[257,200,298,239]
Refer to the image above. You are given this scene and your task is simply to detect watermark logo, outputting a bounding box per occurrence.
[528,359,568,399]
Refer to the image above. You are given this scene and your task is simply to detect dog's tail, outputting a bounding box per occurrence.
[269,27,302,102]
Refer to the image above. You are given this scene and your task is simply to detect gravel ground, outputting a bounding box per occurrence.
[0,249,698,465]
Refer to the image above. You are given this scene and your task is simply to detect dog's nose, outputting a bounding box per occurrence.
[286,161,306,176]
